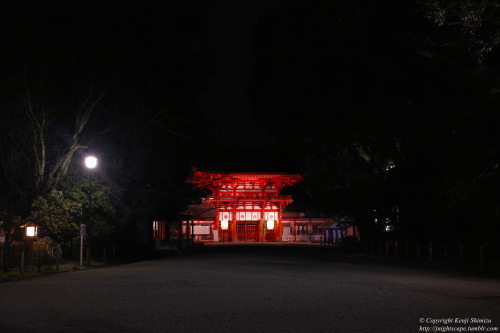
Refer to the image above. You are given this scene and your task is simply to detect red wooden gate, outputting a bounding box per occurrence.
[235,223,257,241]
[218,226,230,242]
[236,224,245,240]
[265,227,276,242]
[246,224,257,241]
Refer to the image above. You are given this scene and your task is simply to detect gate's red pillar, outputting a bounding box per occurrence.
[258,219,264,242]
[277,209,283,242]
[259,202,265,241]
[214,207,219,241]
[232,204,237,242]
[231,219,237,241]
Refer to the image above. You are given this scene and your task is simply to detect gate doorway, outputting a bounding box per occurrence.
[236,222,258,241]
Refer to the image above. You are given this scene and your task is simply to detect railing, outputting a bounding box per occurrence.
[203,194,293,203]
[1,242,62,273]
[346,239,500,274]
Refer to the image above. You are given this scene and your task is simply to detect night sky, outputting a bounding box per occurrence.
[1,1,276,137]
[191,0,277,145]
[0,1,284,167]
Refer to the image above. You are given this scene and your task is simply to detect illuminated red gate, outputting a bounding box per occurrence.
[189,171,303,242]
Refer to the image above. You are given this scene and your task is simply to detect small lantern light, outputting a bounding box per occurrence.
[267,220,275,230]
[26,225,37,237]
[221,220,229,230]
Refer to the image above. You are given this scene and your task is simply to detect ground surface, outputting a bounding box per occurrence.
[1,243,499,332]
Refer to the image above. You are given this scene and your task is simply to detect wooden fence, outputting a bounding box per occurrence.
[345,239,500,273]
[1,242,120,273]
[1,243,61,273]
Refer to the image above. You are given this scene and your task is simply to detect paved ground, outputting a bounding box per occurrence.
[1,243,500,332]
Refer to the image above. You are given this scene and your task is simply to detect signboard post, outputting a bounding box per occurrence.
[80,224,86,267]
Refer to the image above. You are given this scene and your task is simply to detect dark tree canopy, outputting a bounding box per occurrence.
[247,0,500,242]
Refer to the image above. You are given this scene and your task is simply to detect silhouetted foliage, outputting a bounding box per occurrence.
[248,0,500,243]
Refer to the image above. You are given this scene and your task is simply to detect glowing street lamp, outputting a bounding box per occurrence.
[85,156,97,169]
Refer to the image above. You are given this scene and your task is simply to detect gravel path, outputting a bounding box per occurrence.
[1,243,499,332]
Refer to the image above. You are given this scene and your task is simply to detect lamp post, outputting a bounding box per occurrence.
[23,222,37,273]
[85,156,97,266]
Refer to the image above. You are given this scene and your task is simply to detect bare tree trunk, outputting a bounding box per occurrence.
[25,89,104,197]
